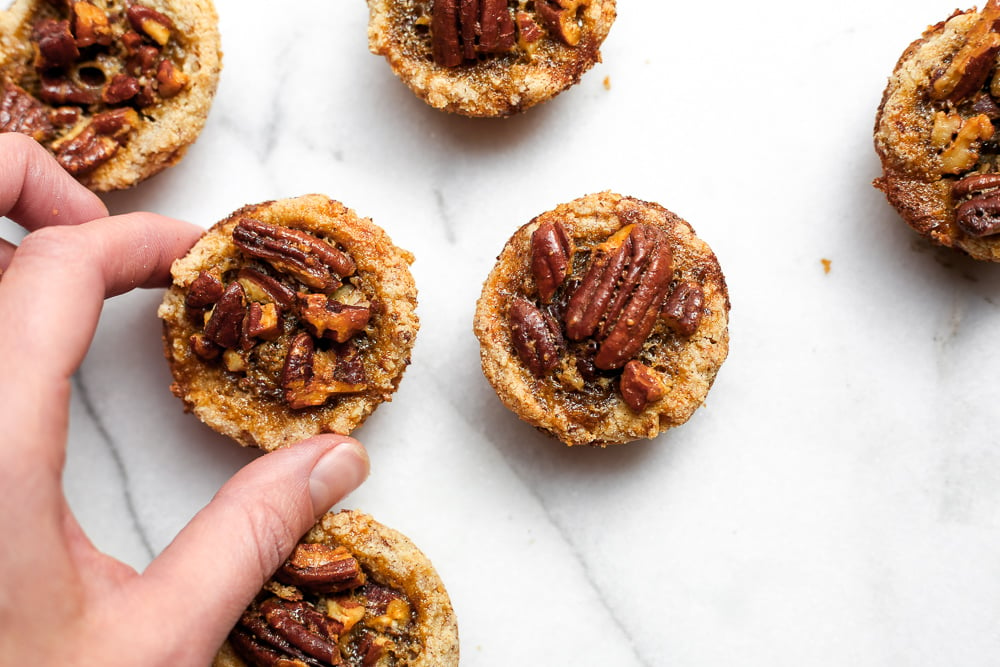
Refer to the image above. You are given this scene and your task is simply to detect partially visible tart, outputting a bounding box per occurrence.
[0,0,221,191]
[213,510,460,667]
[158,195,419,451]
[366,0,616,117]
[874,0,1000,259]
[474,192,730,447]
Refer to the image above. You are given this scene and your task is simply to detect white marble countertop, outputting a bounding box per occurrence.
[5,0,1000,664]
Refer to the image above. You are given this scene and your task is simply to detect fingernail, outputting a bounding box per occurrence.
[309,440,370,517]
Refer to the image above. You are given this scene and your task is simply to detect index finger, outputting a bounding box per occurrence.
[0,133,108,231]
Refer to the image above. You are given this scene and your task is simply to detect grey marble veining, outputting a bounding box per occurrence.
[1,1,998,665]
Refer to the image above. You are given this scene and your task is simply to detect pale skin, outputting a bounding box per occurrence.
[0,133,371,665]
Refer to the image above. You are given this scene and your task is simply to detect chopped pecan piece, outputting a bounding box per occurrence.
[244,301,281,340]
[233,218,356,293]
[662,281,705,336]
[32,19,79,70]
[51,107,138,175]
[238,268,297,308]
[189,333,221,360]
[931,1,1000,102]
[72,2,113,48]
[101,73,140,104]
[203,282,246,349]
[530,220,574,303]
[564,223,674,370]
[619,360,666,412]
[298,293,371,343]
[185,270,224,308]
[509,297,564,377]
[126,4,174,46]
[156,59,188,98]
[0,81,55,141]
[536,0,587,46]
[931,112,995,174]
[280,334,366,409]
[277,543,367,594]
[516,11,544,44]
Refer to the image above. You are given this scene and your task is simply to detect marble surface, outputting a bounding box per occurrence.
[5,0,1000,664]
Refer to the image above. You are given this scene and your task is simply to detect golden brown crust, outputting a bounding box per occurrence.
[0,0,221,191]
[158,195,419,451]
[473,192,730,447]
[873,5,1000,259]
[366,0,616,117]
[213,510,460,667]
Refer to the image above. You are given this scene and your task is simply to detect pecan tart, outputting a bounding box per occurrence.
[213,510,460,667]
[158,195,419,451]
[873,0,1000,260]
[366,0,616,117]
[0,0,221,191]
[474,192,730,447]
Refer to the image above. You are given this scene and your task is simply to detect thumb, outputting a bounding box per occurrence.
[136,436,369,660]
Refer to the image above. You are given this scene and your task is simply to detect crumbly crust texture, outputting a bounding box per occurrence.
[0,0,221,191]
[473,192,730,447]
[366,0,616,117]
[159,195,419,451]
[874,7,1000,259]
[213,509,460,667]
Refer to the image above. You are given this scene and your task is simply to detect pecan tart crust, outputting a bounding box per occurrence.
[366,0,617,117]
[0,0,221,191]
[158,195,419,451]
[213,510,460,667]
[474,192,730,447]
[874,0,1000,260]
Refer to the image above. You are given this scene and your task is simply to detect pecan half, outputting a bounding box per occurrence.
[431,0,516,67]
[564,223,674,370]
[297,293,371,343]
[530,220,574,303]
[536,0,587,46]
[509,297,564,377]
[0,81,55,141]
[233,219,355,293]
[619,360,666,412]
[931,1,1000,102]
[956,193,1000,236]
[662,281,705,336]
[276,543,367,594]
[259,598,343,665]
[51,107,138,175]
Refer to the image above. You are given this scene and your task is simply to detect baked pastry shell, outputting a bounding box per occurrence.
[366,0,617,117]
[473,191,730,447]
[213,509,460,667]
[873,8,1000,260]
[159,195,419,451]
[0,0,222,191]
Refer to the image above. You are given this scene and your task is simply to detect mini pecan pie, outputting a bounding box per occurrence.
[0,0,221,191]
[474,192,730,447]
[873,0,1000,260]
[158,195,419,451]
[366,0,616,117]
[213,510,460,667]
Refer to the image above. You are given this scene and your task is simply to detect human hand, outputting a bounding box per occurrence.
[0,133,371,665]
